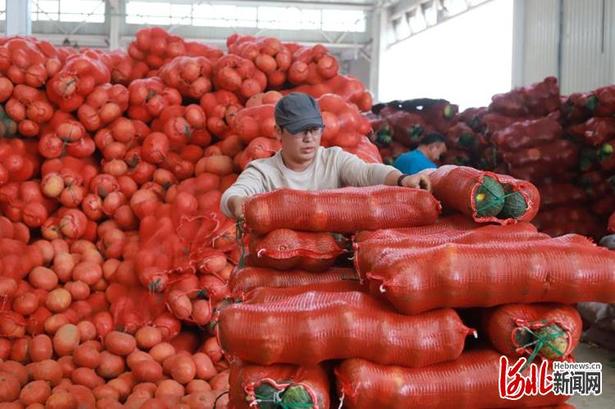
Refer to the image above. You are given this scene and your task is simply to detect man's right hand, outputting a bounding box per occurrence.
[228,196,247,220]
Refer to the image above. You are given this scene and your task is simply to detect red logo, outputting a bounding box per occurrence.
[498,356,554,400]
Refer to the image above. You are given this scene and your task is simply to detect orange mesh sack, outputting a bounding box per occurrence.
[430,165,541,225]
[248,229,345,272]
[481,303,582,362]
[229,266,359,295]
[229,361,330,409]
[218,291,472,367]
[354,222,547,275]
[367,235,615,315]
[244,186,441,235]
[335,350,570,409]
[353,214,479,242]
[243,281,366,304]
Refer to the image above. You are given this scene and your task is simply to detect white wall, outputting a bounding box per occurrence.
[378,0,514,110]
[515,0,615,94]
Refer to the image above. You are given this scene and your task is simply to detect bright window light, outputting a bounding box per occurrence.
[59,0,105,23]
[393,17,411,40]
[126,1,171,25]
[380,0,513,110]
[0,0,5,21]
[193,4,257,28]
[322,9,366,32]
[408,9,427,33]
[257,7,321,31]
[32,0,59,21]
[170,4,192,25]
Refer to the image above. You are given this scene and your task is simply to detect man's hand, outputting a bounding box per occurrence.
[228,196,247,219]
[400,173,432,192]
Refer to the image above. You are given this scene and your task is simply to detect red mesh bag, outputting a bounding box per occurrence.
[568,117,615,146]
[344,136,383,163]
[77,83,129,132]
[593,84,615,117]
[367,235,615,315]
[537,183,586,208]
[158,56,214,99]
[353,214,479,242]
[481,303,582,362]
[287,74,372,112]
[230,104,276,144]
[218,291,472,367]
[287,44,338,86]
[5,84,54,137]
[233,136,281,171]
[354,222,547,276]
[335,350,570,409]
[127,77,182,122]
[318,93,371,148]
[243,281,366,304]
[0,37,62,87]
[229,361,330,409]
[213,54,267,100]
[248,229,345,272]
[0,138,39,184]
[229,266,358,295]
[430,165,540,224]
[609,211,615,233]
[200,90,242,137]
[502,140,579,170]
[492,116,562,151]
[226,34,292,90]
[47,52,111,113]
[108,285,167,334]
[244,186,441,235]
[106,49,149,85]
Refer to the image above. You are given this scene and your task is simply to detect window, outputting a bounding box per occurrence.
[257,7,321,31]
[193,4,257,28]
[124,1,366,32]
[321,9,366,32]
[0,0,5,21]
[32,0,59,21]
[126,1,171,25]
[32,0,104,23]
[59,0,105,23]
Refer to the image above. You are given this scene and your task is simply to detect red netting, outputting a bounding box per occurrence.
[353,214,479,242]
[243,280,366,304]
[218,291,472,367]
[609,211,615,233]
[429,165,540,224]
[229,266,358,295]
[229,362,330,409]
[248,229,345,272]
[244,186,441,235]
[354,222,547,276]
[492,116,562,151]
[335,350,570,409]
[481,303,582,360]
[367,235,615,315]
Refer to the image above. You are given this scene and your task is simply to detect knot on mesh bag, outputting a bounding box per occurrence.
[512,318,574,370]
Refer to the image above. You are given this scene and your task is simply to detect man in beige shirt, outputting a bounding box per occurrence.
[221,93,431,219]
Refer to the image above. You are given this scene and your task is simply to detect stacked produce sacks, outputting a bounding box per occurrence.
[0,28,387,408]
[368,77,615,240]
[218,175,615,409]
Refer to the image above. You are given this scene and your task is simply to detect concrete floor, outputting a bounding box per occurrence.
[569,342,615,409]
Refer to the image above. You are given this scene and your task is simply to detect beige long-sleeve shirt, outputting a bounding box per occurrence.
[220,146,397,218]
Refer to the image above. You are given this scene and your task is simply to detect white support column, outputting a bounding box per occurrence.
[369,1,389,102]
[108,0,122,50]
[511,0,526,87]
[6,0,32,36]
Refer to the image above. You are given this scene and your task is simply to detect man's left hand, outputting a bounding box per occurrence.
[401,174,432,192]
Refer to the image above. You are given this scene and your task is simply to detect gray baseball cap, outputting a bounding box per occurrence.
[275,93,324,134]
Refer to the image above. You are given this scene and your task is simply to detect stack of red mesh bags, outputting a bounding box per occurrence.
[367,77,615,240]
[214,180,615,408]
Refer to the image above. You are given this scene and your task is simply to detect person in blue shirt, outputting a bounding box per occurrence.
[393,133,447,175]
